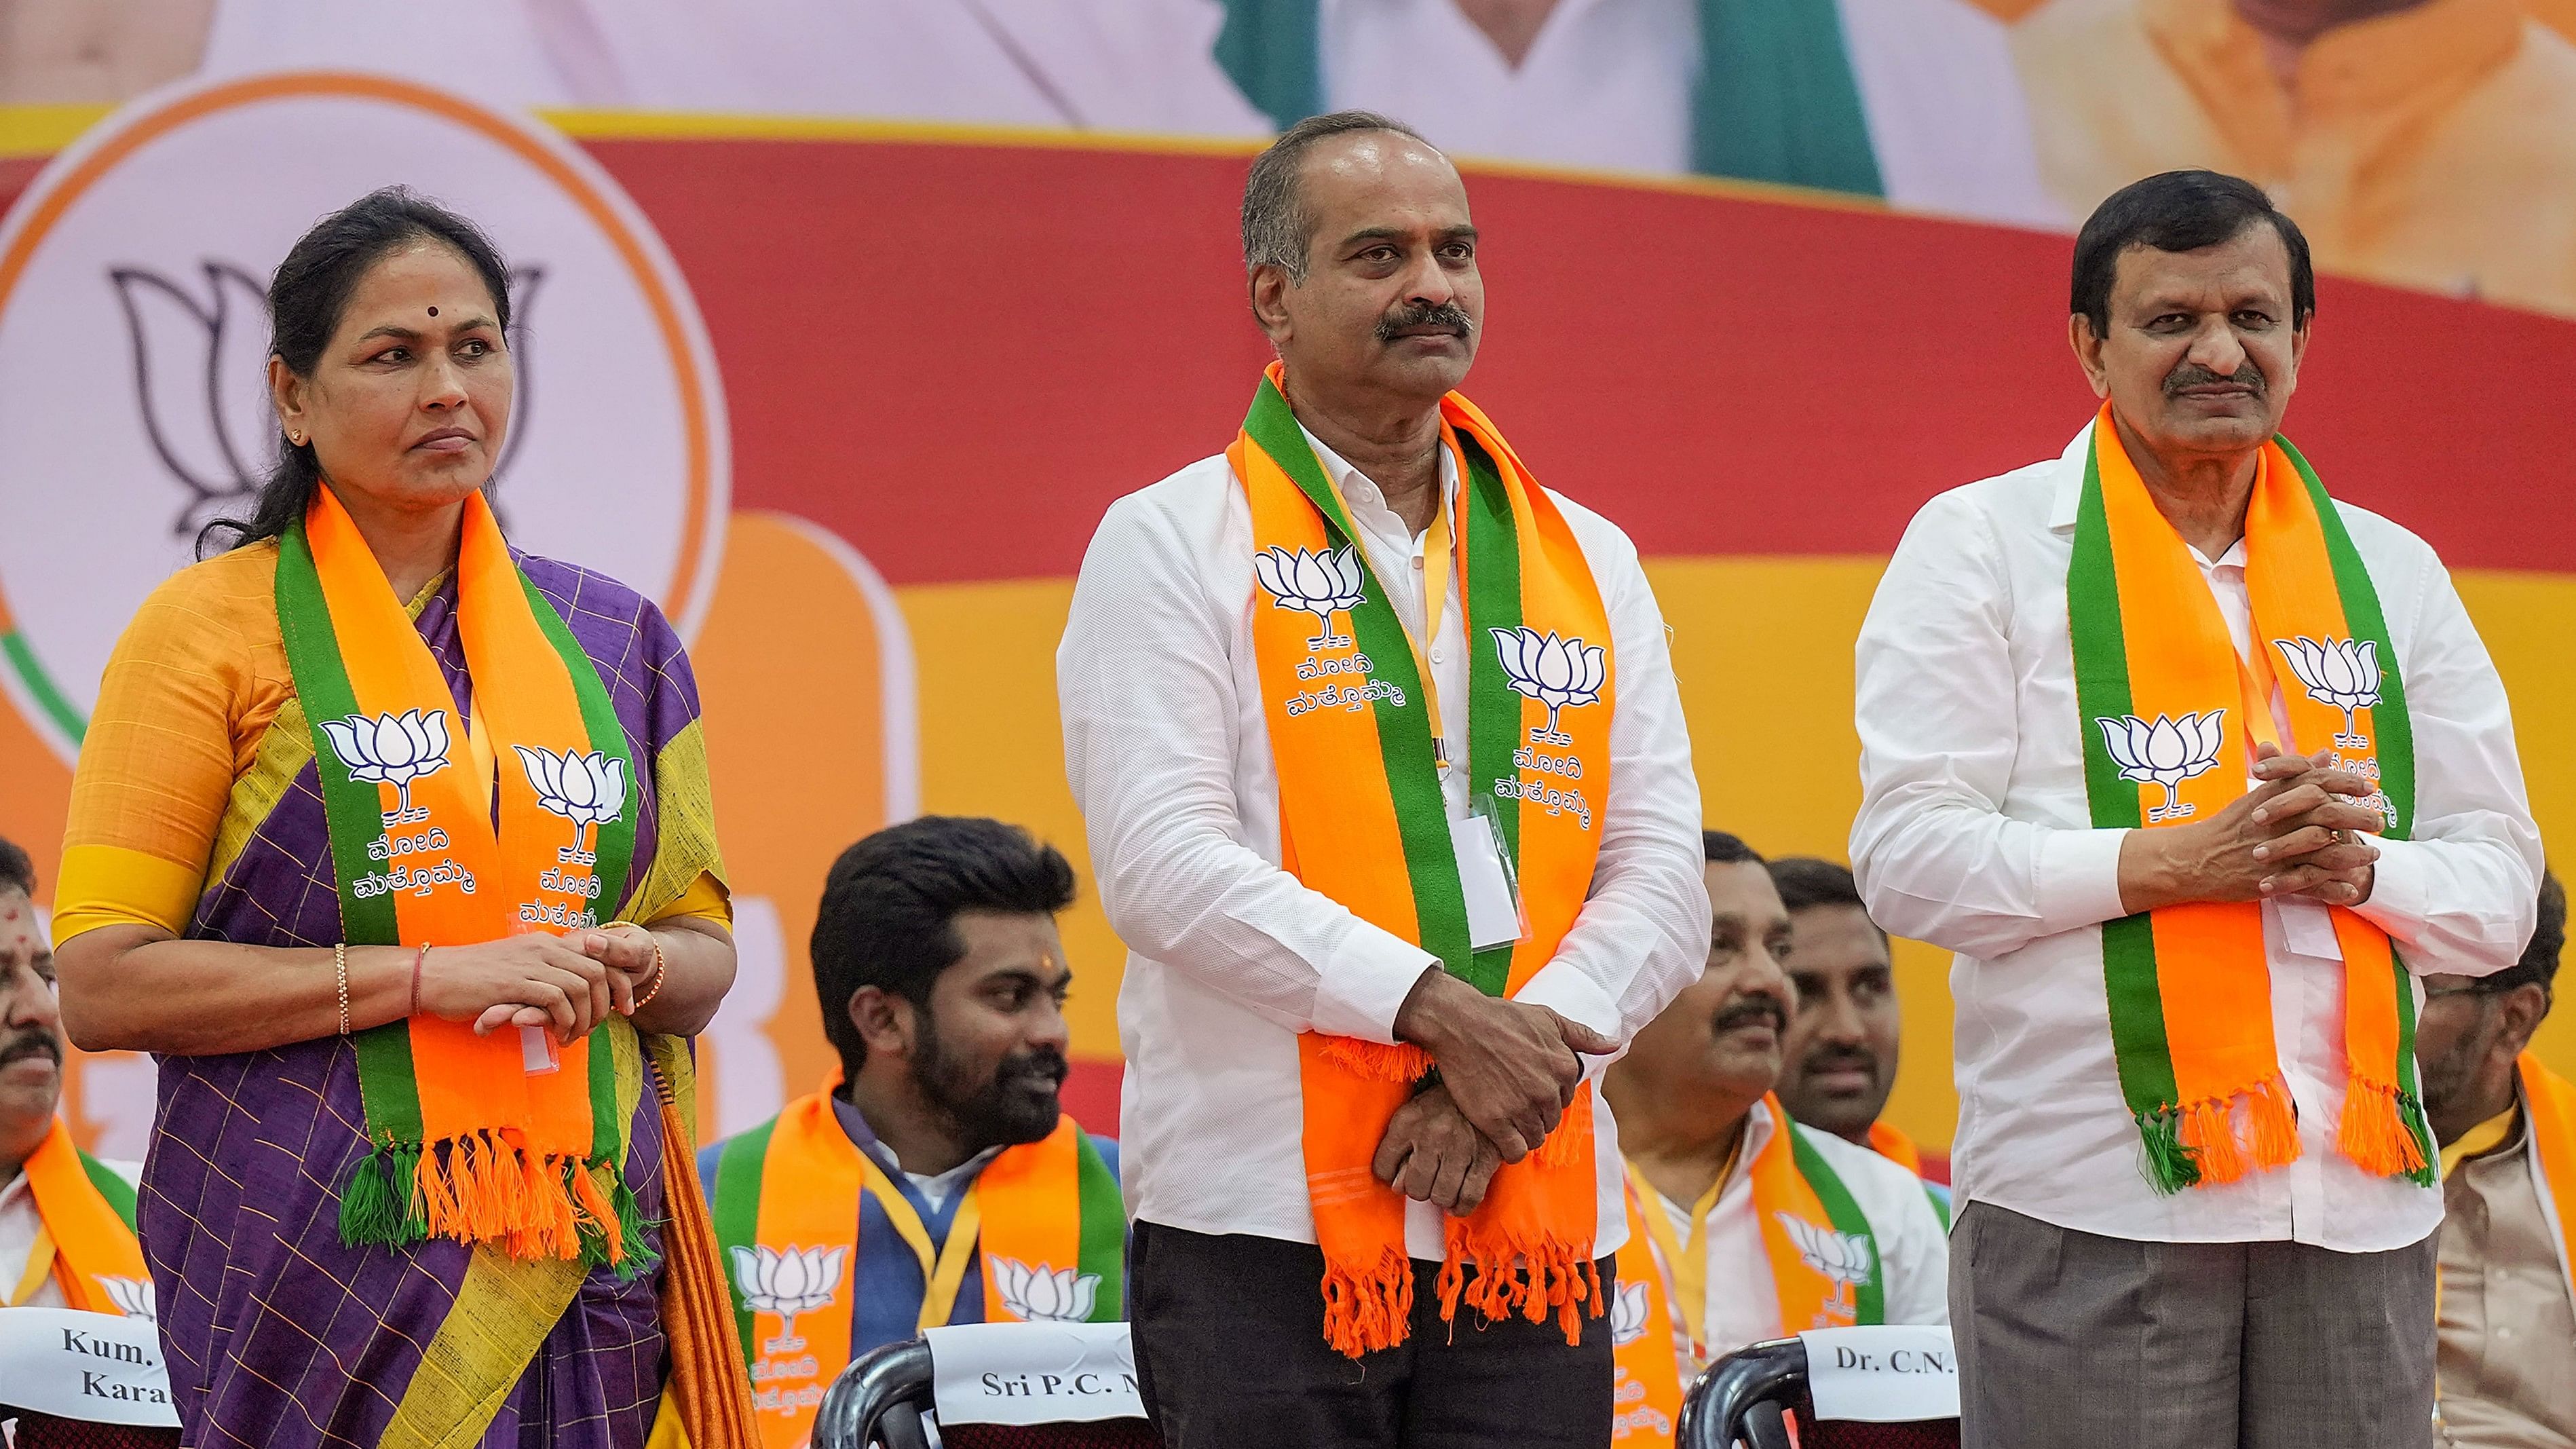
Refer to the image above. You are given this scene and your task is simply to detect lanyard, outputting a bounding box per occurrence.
[856,1154,985,1333]
[1323,433,1467,777]
[1625,1134,1745,1370]
[7,1222,54,1307]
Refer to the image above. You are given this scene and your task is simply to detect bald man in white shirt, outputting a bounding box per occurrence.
[1853,170,2539,1448]
[1059,111,1707,1448]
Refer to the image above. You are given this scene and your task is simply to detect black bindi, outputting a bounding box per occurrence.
[427,305,438,317]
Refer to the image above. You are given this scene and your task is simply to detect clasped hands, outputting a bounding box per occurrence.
[410,925,663,1043]
[1370,968,1620,1218]
[2117,742,2385,915]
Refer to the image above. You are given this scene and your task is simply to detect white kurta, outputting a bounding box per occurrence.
[1059,424,1710,1260]
[1851,422,2541,1252]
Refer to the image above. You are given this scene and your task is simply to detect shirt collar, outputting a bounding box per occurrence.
[2141,0,2520,173]
[829,1091,1002,1200]
[1297,422,1462,532]
[2441,1073,2531,1178]
[2046,419,2097,533]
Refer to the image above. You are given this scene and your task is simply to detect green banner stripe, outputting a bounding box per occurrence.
[76,1148,139,1232]
[275,522,427,1147]
[586,1011,624,1166]
[2277,438,2414,840]
[2066,442,2184,1131]
[1073,1133,1124,1321]
[1787,1125,1884,1326]
[515,572,641,914]
[709,1115,778,1365]
[1,632,86,747]
[1243,379,1475,979]
[1458,438,1523,997]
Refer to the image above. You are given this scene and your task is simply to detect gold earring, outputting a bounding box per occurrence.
[288,432,305,445]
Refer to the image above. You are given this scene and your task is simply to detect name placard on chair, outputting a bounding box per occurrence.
[0,1307,181,1427]
[926,1322,1146,1427]
[1798,1325,1960,1423]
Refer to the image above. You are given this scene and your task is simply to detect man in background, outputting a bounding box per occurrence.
[2416,871,2576,1449]
[2012,0,2576,316]
[0,835,148,1317]
[1604,833,1947,1446]
[1767,855,1944,1193]
[703,816,1120,1449]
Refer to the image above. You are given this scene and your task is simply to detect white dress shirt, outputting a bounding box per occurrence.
[1851,422,2542,1252]
[1322,0,2064,226]
[1060,422,1709,1259]
[0,1147,143,1310]
[1636,1109,1949,1372]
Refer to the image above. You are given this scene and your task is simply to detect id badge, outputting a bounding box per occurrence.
[1450,806,1528,952]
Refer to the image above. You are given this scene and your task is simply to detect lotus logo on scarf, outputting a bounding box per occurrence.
[1492,627,1606,746]
[514,746,628,861]
[1253,546,1367,652]
[989,1257,1100,1323]
[2096,711,2227,823]
[1608,1279,1653,1347]
[320,710,454,827]
[2273,636,2381,748]
[1779,1214,1874,1326]
[98,1275,157,1322]
[729,1243,845,1353]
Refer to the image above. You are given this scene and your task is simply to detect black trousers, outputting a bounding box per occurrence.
[1128,1220,1616,1449]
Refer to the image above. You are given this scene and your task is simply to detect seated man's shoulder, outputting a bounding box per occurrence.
[1793,1121,1942,1221]
[1086,1133,1120,1182]
[2324,496,2443,574]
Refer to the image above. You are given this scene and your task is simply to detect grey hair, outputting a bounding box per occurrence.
[1241,110,1431,283]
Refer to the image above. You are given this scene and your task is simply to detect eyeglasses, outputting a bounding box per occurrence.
[2423,977,2546,1003]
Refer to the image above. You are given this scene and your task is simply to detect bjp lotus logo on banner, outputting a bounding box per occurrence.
[1608,1279,1653,1348]
[321,710,455,825]
[1492,626,1606,746]
[513,744,628,856]
[0,71,730,766]
[98,1276,157,1322]
[730,1243,846,1354]
[989,1257,1101,1324]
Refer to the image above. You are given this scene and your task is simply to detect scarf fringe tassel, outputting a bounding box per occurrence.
[337,1129,660,1274]
[1434,1230,1601,1349]
[1318,1037,1435,1083]
[1319,1243,1416,1358]
[2140,1077,2303,1195]
[2338,1077,2435,1186]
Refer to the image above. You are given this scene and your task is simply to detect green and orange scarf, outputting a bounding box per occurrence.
[2070,407,2433,1194]
[278,484,647,1268]
[708,1085,1124,1449]
[12,1116,149,1315]
[1609,1096,1884,1446]
[1234,362,1614,1357]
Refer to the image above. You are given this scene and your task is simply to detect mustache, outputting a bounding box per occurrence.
[1375,299,1474,343]
[2164,360,2265,396]
[996,1047,1069,1090]
[0,1028,60,1069]
[1712,994,1787,1036]
[1800,1044,1880,1076]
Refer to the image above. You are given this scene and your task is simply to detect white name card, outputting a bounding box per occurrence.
[0,1306,181,1427]
[1799,1325,1960,1424]
[926,1322,1145,1427]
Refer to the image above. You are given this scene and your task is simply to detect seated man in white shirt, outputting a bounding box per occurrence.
[1060,111,1708,1448]
[1852,169,2541,1449]
[0,836,149,1317]
[1604,832,1947,1446]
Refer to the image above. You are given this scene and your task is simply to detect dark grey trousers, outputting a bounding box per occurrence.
[1950,1201,2438,1449]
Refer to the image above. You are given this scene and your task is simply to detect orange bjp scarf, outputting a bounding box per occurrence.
[1234,363,1614,1357]
[2070,406,2431,1192]
[15,1116,150,1315]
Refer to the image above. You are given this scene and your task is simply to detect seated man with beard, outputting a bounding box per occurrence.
[703,817,1120,1448]
[1602,833,1948,1447]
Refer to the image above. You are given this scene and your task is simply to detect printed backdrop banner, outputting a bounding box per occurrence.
[3,72,2575,1161]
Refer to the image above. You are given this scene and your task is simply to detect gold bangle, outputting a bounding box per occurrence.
[632,932,669,1013]
[334,942,352,1036]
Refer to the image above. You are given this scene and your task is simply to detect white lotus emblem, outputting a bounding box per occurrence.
[115,260,542,542]
[990,1256,1100,1324]
[98,1275,156,1322]
[1779,1215,1875,1287]
[514,745,628,859]
[2273,636,2381,748]
[2096,711,2227,823]
[1492,627,1606,745]
[729,1243,845,1353]
[320,709,454,826]
[1253,545,1367,652]
[1609,1279,1653,1347]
